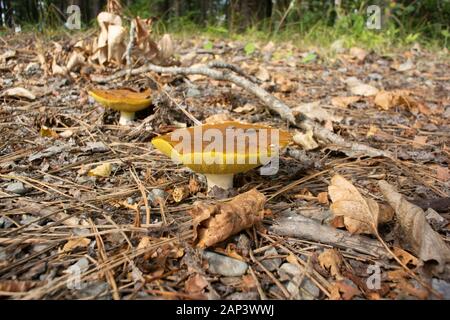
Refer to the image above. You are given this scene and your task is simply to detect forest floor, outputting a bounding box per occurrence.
[0,30,449,300]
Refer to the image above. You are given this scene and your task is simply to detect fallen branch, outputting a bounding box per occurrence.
[124,19,136,69]
[270,213,389,259]
[91,62,393,159]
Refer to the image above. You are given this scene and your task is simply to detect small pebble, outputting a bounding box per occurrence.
[147,188,167,205]
[432,279,450,300]
[261,247,282,272]
[5,181,28,195]
[203,251,248,277]
[186,87,201,97]
[0,216,13,229]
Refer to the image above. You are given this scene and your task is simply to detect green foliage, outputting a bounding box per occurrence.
[2,0,448,51]
[301,52,317,64]
[203,41,213,50]
[244,43,256,56]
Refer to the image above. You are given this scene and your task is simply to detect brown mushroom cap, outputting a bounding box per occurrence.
[151,121,292,174]
[88,88,152,112]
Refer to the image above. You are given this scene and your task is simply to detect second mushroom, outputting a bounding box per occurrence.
[88,88,152,125]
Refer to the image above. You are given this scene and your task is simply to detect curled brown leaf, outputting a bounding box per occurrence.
[378,180,450,274]
[190,189,266,248]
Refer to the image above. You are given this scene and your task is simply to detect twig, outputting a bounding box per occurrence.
[89,219,121,300]
[124,19,136,76]
[248,266,267,300]
[207,60,261,84]
[249,249,290,299]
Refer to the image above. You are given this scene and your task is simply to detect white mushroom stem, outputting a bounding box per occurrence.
[204,174,234,191]
[119,111,135,125]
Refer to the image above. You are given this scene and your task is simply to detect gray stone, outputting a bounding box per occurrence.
[368,73,383,81]
[279,263,320,299]
[203,251,248,277]
[432,279,450,299]
[299,278,320,299]
[278,262,302,279]
[261,247,282,272]
[20,215,35,225]
[81,142,108,153]
[5,181,28,195]
[186,87,201,98]
[425,208,447,229]
[25,62,41,74]
[0,216,13,229]
[73,228,91,237]
[443,106,450,119]
[32,244,50,253]
[148,188,167,205]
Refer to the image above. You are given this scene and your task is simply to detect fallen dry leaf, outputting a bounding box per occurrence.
[234,104,256,114]
[378,180,450,274]
[62,237,91,252]
[392,247,420,268]
[185,273,209,294]
[413,135,427,148]
[88,163,112,177]
[93,11,125,65]
[190,189,266,248]
[134,17,159,60]
[0,280,41,293]
[328,174,392,235]
[255,66,271,82]
[317,192,329,205]
[318,249,344,279]
[1,87,36,100]
[172,185,190,203]
[107,24,127,63]
[331,96,360,108]
[66,51,85,71]
[39,126,59,138]
[349,47,367,62]
[51,56,68,76]
[366,124,379,137]
[189,176,202,194]
[293,130,319,150]
[204,113,233,124]
[329,280,362,300]
[374,90,431,115]
[291,101,341,122]
[435,166,450,182]
[158,34,174,61]
[345,77,379,96]
[0,49,16,63]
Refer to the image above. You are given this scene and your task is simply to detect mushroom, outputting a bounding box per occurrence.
[151,121,292,191]
[88,88,152,125]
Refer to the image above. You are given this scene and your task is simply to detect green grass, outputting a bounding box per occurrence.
[5,2,447,61]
